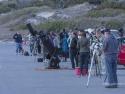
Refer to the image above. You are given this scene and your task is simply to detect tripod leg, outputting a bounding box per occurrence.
[86,52,95,87]
[104,75,107,83]
[96,56,102,78]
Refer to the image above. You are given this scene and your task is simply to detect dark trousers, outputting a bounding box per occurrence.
[69,49,78,69]
[79,52,89,72]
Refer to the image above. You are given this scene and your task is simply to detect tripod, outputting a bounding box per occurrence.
[86,47,102,87]
[30,36,42,63]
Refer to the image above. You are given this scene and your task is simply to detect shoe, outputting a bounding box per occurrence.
[105,83,118,88]
[105,85,118,88]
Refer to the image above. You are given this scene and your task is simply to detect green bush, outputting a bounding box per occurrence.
[11,24,27,31]
[104,20,124,29]
[98,1,125,9]
[35,20,76,31]
[86,9,125,18]
[43,0,87,8]
[0,5,11,13]
[0,7,42,24]
[32,0,44,7]
[21,0,44,8]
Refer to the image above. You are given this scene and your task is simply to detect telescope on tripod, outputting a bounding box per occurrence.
[26,23,60,69]
[86,32,104,87]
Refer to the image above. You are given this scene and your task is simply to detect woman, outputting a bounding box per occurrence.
[77,30,90,76]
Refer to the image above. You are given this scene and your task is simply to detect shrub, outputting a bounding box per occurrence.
[98,1,125,9]
[0,5,11,13]
[43,0,87,8]
[104,20,124,29]
[35,20,75,31]
[86,9,125,18]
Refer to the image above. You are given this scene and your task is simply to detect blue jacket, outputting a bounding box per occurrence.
[61,37,68,52]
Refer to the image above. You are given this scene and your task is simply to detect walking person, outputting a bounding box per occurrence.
[13,32,23,54]
[77,30,90,76]
[69,32,78,69]
[103,29,119,88]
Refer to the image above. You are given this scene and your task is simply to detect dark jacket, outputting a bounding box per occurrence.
[70,37,77,50]
[13,33,23,43]
[77,37,90,53]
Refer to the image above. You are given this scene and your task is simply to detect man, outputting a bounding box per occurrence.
[13,32,23,54]
[103,29,119,88]
[69,32,78,69]
[77,30,90,76]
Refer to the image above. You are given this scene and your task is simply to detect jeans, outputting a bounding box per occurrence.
[104,54,118,85]
[16,43,23,54]
[79,52,89,72]
[69,49,78,69]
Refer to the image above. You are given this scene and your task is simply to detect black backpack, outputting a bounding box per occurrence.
[24,51,29,56]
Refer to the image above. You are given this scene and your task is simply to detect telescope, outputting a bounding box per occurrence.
[26,23,60,69]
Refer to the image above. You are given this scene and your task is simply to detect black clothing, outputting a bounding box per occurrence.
[13,33,23,43]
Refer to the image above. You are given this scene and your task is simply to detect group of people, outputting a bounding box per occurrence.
[13,27,124,88]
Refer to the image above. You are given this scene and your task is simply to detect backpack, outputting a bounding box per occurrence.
[24,51,29,56]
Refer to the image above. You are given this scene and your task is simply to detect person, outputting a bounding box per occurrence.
[67,32,72,48]
[77,30,90,76]
[13,32,23,54]
[69,32,78,69]
[53,33,60,56]
[119,28,124,38]
[59,29,69,41]
[61,35,69,62]
[53,33,60,49]
[103,28,119,88]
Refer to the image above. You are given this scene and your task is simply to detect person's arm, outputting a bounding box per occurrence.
[77,40,80,51]
[103,38,108,52]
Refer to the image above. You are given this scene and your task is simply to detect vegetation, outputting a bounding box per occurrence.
[34,20,75,31]
[0,6,50,24]
[43,0,88,8]
[98,0,125,9]
[86,9,125,18]
[104,20,124,29]
[0,0,125,31]
[0,4,11,14]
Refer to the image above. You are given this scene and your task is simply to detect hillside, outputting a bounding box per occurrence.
[0,0,125,40]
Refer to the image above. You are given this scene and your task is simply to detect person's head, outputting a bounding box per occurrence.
[63,28,66,32]
[81,30,86,37]
[71,32,76,38]
[95,29,101,38]
[119,28,124,37]
[78,29,86,38]
[104,28,111,37]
